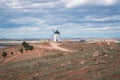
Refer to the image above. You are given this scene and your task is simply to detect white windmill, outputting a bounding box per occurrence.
[51,29,60,42]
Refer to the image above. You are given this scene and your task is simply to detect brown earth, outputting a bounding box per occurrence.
[0,42,72,66]
[0,41,120,80]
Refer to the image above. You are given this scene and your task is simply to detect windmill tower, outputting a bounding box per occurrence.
[51,29,60,42]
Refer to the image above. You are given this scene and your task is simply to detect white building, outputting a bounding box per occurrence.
[53,30,60,42]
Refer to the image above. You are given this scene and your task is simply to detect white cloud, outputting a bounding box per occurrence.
[2,0,61,14]
[84,27,110,31]
[61,0,89,8]
[56,23,120,31]
[6,1,23,8]
[0,23,120,38]
[102,0,117,5]
[10,17,45,25]
[85,15,120,21]
[25,2,58,9]
[61,0,118,8]
[5,0,59,9]
[1,0,119,10]
[0,0,7,3]
[0,26,52,38]
[0,0,120,38]
[84,26,120,31]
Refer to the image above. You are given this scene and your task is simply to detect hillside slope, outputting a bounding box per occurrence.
[0,42,120,80]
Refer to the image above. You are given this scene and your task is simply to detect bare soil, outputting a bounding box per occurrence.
[0,41,120,80]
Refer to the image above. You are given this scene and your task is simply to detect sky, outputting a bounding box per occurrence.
[0,0,120,38]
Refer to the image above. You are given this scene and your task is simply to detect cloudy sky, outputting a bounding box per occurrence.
[0,0,120,38]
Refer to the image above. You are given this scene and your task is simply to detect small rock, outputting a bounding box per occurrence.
[80,60,85,64]
[110,56,114,59]
[68,61,72,64]
[35,73,39,76]
[61,64,65,67]
[93,51,101,57]
[95,61,100,65]
[96,60,106,64]
[100,60,106,64]
[104,54,108,56]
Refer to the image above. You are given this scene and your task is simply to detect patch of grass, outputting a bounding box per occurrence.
[96,69,120,80]
[42,73,51,77]
[43,53,64,59]
[55,74,68,79]
[0,74,7,78]
[29,76,39,80]
[0,42,120,80]
[0,59,4,64]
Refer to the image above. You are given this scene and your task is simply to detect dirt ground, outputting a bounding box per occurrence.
[0,42,73,65]
[0,41,120,80]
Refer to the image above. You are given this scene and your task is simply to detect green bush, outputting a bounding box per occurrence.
[21,41,34,51]
[2,52,7,58]
[28,46,33,50]
[22,41,28,47]
[11,52,14,55]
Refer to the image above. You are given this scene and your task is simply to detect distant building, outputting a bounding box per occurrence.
[53,30,60,42]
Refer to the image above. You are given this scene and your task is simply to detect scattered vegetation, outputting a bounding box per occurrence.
[2,52,7,58]
[19,48,23,53]
[11,52,14,55]
[44,53,64,59]
[0,42,120,80]
[22,41,34,51]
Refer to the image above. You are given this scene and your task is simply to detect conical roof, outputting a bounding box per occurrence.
[54,30,60,34]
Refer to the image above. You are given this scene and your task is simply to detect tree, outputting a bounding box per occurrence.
[25,45,33,51]
[21,41,34,51]
[2,52,7,58]
[22,41,29,48]
[28,45,33,50]
[22,41,27,46]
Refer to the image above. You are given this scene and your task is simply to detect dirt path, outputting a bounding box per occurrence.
[0,56,16,66]
[33,42,74,52]
[0,42,74,66]
[50,42,73,52]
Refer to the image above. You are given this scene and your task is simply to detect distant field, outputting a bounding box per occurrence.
[0,41,120,80]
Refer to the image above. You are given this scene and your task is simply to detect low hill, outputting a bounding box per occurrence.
[0,41,120,80]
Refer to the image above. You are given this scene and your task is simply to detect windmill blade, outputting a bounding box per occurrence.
[51,32,54,37]
[50,33,54,41]
[52,33,54,36]
[51,29,55,32]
